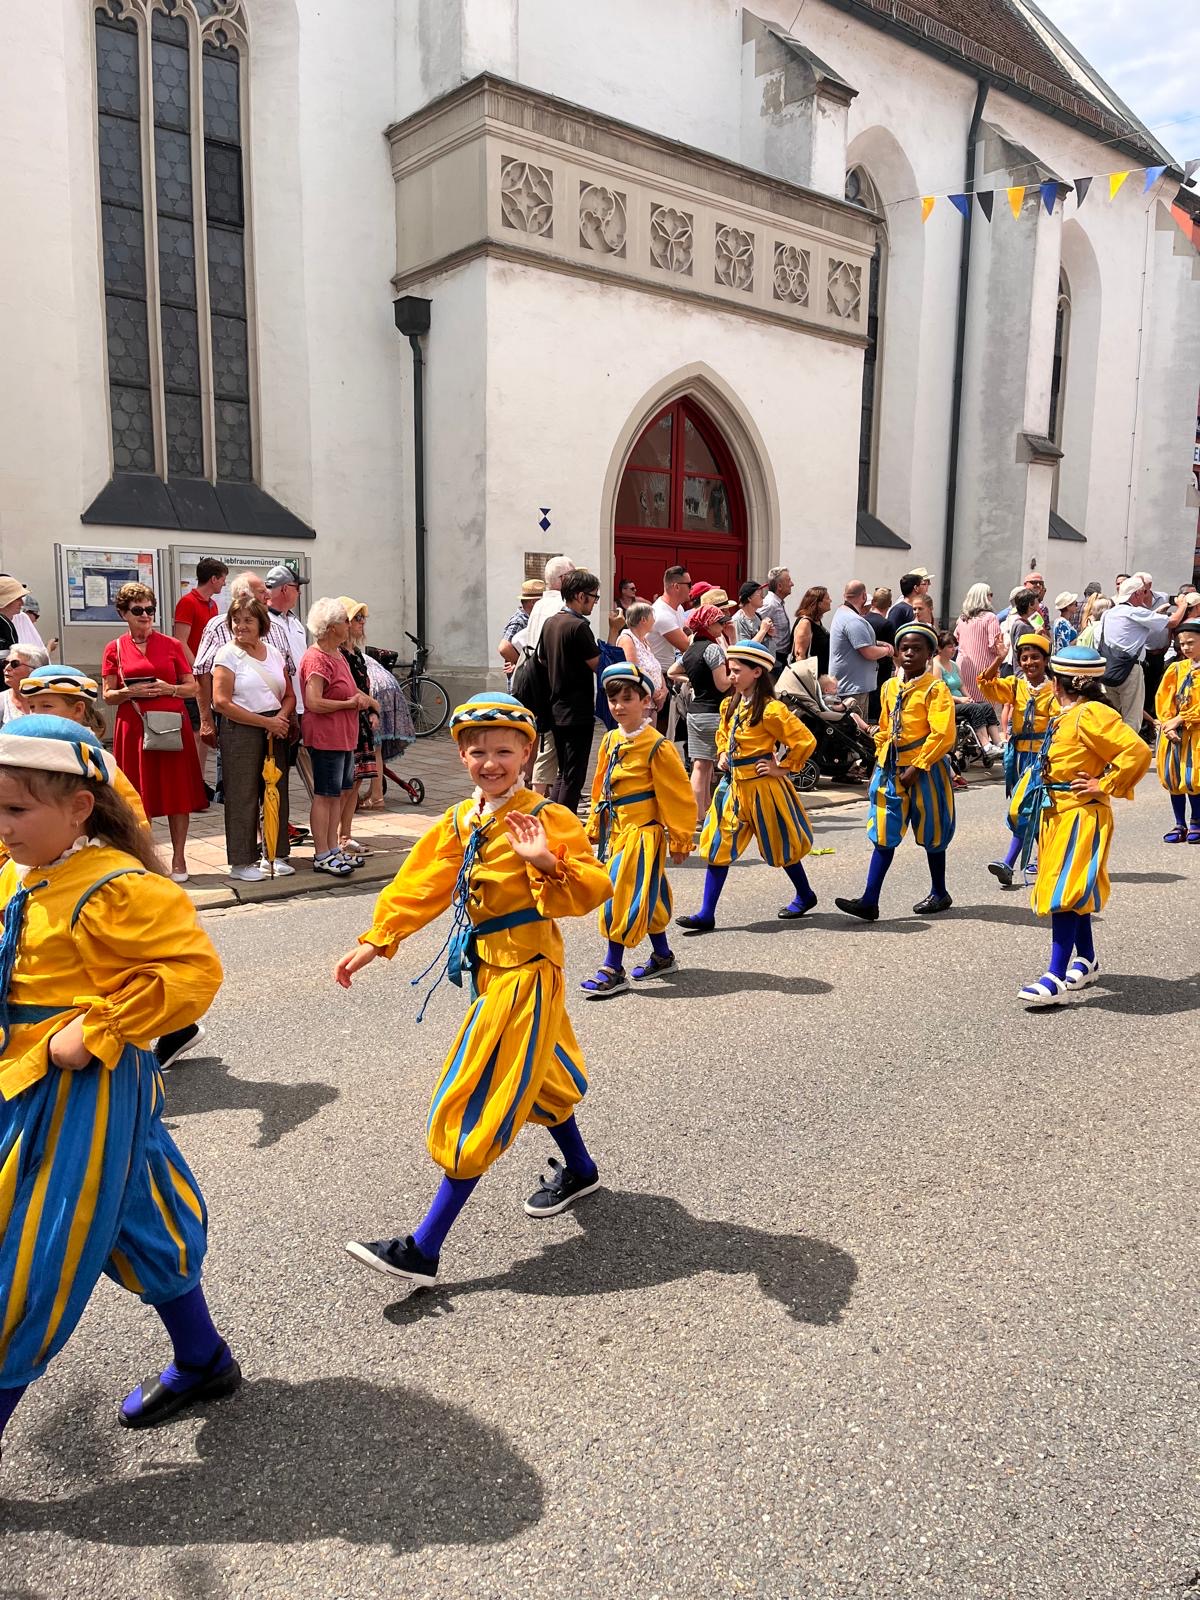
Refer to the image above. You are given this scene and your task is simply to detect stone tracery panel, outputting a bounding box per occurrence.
[500,158,554,237]
[579,183,627,256]
[772,243,810,306]
[649,204,693,275]
[826,258,862,320]
[714,224,754,292]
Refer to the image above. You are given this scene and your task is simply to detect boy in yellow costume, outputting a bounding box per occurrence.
[335,692,613,1287]
[1009,645,1150,1005]
[0,716,237,1460]
[977,634,1059,886]
[836,622,957,922]
[580,662,696,996]
[1154,619,1200,842]
[675,638,818,932]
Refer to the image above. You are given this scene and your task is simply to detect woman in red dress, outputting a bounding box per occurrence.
[102,581,207,881]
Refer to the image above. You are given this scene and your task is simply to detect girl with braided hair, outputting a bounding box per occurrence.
[335,692,613,1288]
[1009,646,1151,1006]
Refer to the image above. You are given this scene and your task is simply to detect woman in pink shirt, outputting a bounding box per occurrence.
[954,582,1002,702]
[299,597,376,878]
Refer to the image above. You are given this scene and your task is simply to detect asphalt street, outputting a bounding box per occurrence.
[2,778,1197,1599]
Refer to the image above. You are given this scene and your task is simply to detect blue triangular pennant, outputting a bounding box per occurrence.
[949,193,972,220]
[1040,180,1059,215]
[1143,165,1166,191]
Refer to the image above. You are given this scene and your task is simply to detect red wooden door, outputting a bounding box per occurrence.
[614,400,747,601]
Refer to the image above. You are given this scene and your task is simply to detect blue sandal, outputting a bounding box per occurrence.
[580,965,628,999]
[632,951,675,980]
[1164,825,1188,843]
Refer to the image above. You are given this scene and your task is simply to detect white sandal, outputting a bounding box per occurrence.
[1017,972,1069,1007]
[1063,956,1100,991]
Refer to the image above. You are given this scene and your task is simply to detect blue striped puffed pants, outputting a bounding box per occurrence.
[0,1043,208,1388]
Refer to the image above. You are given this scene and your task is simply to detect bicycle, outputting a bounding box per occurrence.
[392,631,450,738]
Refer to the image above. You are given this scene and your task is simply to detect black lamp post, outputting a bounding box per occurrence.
[394,295,432,645]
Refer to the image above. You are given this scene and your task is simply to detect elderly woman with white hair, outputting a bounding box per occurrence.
[300,596,375,877]
[0,643,50,727]
[953,581,1002,703]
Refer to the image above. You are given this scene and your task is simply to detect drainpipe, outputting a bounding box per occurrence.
[940,80,989,624]
[393,295,432,644]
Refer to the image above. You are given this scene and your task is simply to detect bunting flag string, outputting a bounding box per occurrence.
[916,158,1197,223]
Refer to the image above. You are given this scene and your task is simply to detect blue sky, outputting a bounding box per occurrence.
[1035,0,1198,160]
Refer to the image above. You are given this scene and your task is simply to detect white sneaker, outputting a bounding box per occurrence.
[260,859,296,877]
[229,864,267,882]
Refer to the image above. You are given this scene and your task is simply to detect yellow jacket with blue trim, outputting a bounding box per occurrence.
[1038,700,1151,805]
[361,789,612,969]
[977,660,1059,741]
[876,672,956,770]
[586,724,697,856]
[1155,660,1200,726]
[0,844,223,1102]
[717,696,816,775]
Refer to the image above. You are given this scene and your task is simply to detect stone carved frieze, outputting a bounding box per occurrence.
[826,258,862,319]
[500,158,554,237]
[579,183,627,256]
[772,243,810,306]
[714,225,754,292]
[649,204,693,275]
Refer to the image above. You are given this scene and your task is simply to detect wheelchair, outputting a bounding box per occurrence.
[950,709,996,775]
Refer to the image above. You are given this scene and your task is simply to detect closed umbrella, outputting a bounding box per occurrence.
[261,735,283,878]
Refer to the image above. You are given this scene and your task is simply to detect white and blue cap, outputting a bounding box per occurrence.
[448,691,538,744]
[601,661,654,697]
[0,714,110,783]
[1049,643,1106,680]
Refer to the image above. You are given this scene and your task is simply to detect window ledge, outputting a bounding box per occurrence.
[856,509,911,550]
[1021,431,1064,466]
[81,476,315,540]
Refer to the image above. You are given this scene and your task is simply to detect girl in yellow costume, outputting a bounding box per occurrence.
[581,662,696,996]
[0,715,237,1463]
[1154,620,1200,843]
[835,622,957,922]
[1009,645,1151,1006]
[335,692,613,1288]
[977,633,1059,886]
[675,638,818,933]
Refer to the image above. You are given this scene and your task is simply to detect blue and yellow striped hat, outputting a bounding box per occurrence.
[0,714,110,783]
[19,664,99,703]
[893,621,940,651]
[1049,644,1106,680]
[725,639,776,671]
[601,661,653,697]
[449,691,538,744]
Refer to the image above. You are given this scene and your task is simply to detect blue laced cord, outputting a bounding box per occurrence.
[593,739,627,864]
[0,880,46,1052]
[410,816,491,1023]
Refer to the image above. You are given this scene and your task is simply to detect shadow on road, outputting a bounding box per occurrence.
[1075,972,1200,1016]
[162,1055,338,1150]
[630,965,833,998]
[385,1189,857,1329]
[736,915,931,936]
[1108,870,1187,885]
[1,1378,542,1554]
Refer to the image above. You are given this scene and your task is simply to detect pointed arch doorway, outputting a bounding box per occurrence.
[613,398,748,600]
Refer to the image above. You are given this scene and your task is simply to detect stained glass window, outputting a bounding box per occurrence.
[93,2,254,485]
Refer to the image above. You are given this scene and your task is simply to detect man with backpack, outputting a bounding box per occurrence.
[1097,575,1183,730]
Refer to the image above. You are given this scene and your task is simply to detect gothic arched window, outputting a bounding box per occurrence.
[845,167,885,514]
[93,1,253,485]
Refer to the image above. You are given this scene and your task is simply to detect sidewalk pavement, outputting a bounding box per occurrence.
[163,733,997,910]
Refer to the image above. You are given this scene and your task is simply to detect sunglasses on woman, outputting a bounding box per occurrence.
[126,605,156,617]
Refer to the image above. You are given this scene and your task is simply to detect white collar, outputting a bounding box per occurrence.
[12,834,103,877]
[471,780,523,818]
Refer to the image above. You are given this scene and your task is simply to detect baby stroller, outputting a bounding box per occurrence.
[775,661,876,791]
[950,707,996,775]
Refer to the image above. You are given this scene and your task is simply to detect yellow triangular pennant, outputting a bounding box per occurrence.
[1109,170,1130,198]
[1007,186,1026,219]
[921,196,935,223]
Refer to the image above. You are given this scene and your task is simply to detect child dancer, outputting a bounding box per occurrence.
[1009,645,1150,1005]
[580,662,696,996]
[334,692,613,1287]
[835,622,956,922]
[976,633,1057,886]
[675,638,818,932]
[0,715,237,1461]
[1155,619,1200,842]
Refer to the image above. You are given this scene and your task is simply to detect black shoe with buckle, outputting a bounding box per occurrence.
[344,1234,439,1286]
[524,1157,600,1218]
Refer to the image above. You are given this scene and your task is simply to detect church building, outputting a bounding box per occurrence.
[2,0,1197,686]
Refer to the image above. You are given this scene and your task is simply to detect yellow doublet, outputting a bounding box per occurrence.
[0,845,222,1102]
[1155,660,1200,795]
[978,663,1059,747]
[1009,700,1151,915]
[361,790,613,1180]
[587,724,697,946]
[700,697,816,868]
[875,673,956,769]
[867,673,957,850]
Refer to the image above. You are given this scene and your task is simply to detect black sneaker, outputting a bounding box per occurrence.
[834,895,879,923]
[987,861,1014,888]
[288,824,311,845]
[913,891,953,915]
[524,1157,600,1218]
[154,1022,205,1071]
[344,1235,438,1286]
